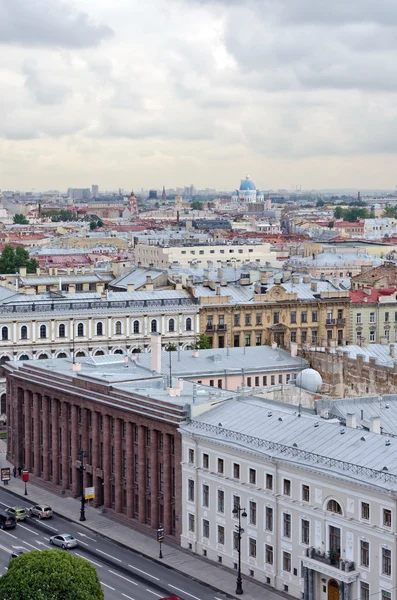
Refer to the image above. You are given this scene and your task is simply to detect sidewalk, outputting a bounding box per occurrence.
[0,441,284,600]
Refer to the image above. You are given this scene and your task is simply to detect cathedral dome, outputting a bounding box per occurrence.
[240,175,256,191]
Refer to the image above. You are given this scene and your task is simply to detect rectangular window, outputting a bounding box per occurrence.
[245,334,251,347]
[361,583,369,600]
[290,311,296,324]
[265,506,273,531]
[360,540,369,568]
[234,314,240,326]
[233,531,239,550]
[209,379,214,387]
[188,449,194,464]
[256,334,261,346]
[263,376,268,386]
[283,513,291,538]
[370,312,376,323]
[266,473,273,490]
[361,502,370,520]
[234,334,240,347]
[302,519,310,545]
[203,519,210,539]
[256,313,262,325]
[233,463,240,479]
[283,479,291,496]
[273,312,279,325]
[356,313,362,324]
[382,548,391,576]
[271,375,275,385]
[283,552,291,572]
[249,501,257,525]
[382,591,391,600]
[278,374,283,384]
[217,489,224,513]
[202,453,209,469]
[217,458,224,474]
[249,468,256,485]
[265,544,273,565]
[245,314,251,326]
[312,310,318,322]
[202,484,209,507]
[302,484,310,502]
[188,513,195,532]
[383,509,392,527]
[301,311,307,323]
[249,538,257,558]
[188,479,194,502]
[312,330,318,344]
[247,377,252,387]
[385,312,390,322]
[301,331,307,342]
[217,525,225,545]
[233,495,240,513]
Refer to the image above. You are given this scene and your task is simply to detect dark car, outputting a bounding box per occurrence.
[0,512,16,529]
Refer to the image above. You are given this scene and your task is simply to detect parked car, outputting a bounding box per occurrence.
[49,534,78,549]
[0,512,16,530]
[9,548,27,561]
[29,505,53,519]
[5,507,26,521]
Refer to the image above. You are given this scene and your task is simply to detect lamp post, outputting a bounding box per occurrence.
[22,470,29,496]
[78,450,87,522]
[232,503,247,595]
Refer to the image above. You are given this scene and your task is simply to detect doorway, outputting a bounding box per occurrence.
[328,579,339,600]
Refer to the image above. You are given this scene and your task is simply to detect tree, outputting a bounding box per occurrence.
[0,549,104,600]
[97,220,104,228]
[13,214,29,225]
[328,221,334,229]
[196,334,212,349]
[90,221,97,231]
[0,245,38,274]
[333,206,344,219]
[383,205,397,218]
[316,199,324,207]
[191,201,203,211]
[165,344,177,352]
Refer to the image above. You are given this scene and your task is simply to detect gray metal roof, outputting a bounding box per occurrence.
[320,395,397,437]
[20,274,113,285]
[181,396,397,490]
[110,268,166,290]
[330,344,395,368]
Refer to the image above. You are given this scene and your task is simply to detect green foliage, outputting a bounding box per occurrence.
[90,220,104,230]
[0,245,38,274]
[48,210,79,222]
[333,206,370,222]
[13,214,29,225]
[316,199,324,207]
[383,205,397,218]
[196,334,212,349]
[165,344,177,351]
[97,220,104,228]
[0,549,104,600]
[191,201,203,211]
[328,221,334,229]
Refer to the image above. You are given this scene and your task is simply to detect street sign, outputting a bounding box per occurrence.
[1,468,10,482]
[22,470,29,483]
[85,486,95,500]
[157,527,164,542]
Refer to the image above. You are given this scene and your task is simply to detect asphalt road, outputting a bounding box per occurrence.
[0,488,228,600]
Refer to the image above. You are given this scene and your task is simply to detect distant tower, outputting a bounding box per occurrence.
[357,191,361,203]
[129,190,138,214]
[161,186,166,202]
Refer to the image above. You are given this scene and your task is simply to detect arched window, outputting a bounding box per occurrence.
[186,317,192,332]
[38,353,48,360]
[0,356,10,365]
[76,351,86,358]
[151,320,157,333]
[21,326,28,340]
[1,327,8,341]
[39,325,47,339]
[95,350,105,356]
[57,352,67,358]
[58,324,66,338]
[327,499,342,514]
[77,323,84,337]
[96,322,103,336]
[19,354,29,361]
[168,318,175,333]
[114,349,123,355]
[115,321,122,335]
[0,394,6,415]
[133,320,140,334]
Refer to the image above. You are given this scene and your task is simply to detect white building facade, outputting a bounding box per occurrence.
[180,397,397,600]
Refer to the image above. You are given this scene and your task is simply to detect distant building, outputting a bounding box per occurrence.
[67,188,91,200]
[231,175,265,204]
[91,185,99,198]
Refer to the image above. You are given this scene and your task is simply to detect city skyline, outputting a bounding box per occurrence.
[1,0,397,190]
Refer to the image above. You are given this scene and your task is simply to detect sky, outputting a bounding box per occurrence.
[1,0,397,192]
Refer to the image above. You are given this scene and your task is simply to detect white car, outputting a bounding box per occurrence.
[49,534,78,549]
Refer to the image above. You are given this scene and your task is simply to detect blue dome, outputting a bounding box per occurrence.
[240,176,256,191]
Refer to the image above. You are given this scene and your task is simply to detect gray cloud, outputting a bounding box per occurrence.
[23,61,69,104]
[0,0,112,48]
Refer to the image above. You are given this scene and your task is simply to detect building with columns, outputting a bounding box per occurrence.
[5,343,235,538]
[180,396,397,600]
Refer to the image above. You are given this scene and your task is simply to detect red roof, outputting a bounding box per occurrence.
[334,221,364,228]
[350,288,397,303]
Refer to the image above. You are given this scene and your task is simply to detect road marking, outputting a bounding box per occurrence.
[77,540,89,546]
[0,530,17,540]
[128,565,159,580]
[145,591,163,598]
[122,595,136,600]
[108,570,138,585]
[34,541,51,548]
[96,549,121,562]
[75,553,103,568]
[34,522,58,532]
[169,584,201,600]
[17,523,38,535]
[77,531,96,542]
[101,582,115,591]
[0,542,12,553]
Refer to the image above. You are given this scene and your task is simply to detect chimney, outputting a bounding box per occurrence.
[72,363,81,372]
[127,283,135,293]
[271,342,277,349]
[390,344,395,358]
[320,273,326,281]
[303,275,311,284]
[151,333,162,373]
[346,413,357,429]
[19,267,27,277]
[36,267,41,276]
[292,275,300,284]
[216,286,221,296]
[193,349,199,358]
[217,268,223,279]
[369,416,381,434]
[311,282,318,292]
[290,342,298,357]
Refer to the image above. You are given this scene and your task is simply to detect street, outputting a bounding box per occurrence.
[0,488,227,600]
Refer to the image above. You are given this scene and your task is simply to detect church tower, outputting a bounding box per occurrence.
[161,186,166,202]
[128,190,138,214]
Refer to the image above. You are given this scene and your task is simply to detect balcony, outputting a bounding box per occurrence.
[217,324,227,331]
[206,324,215,332]
[325,319,336,326]
[307,547,355,572]
[336,318,346,326]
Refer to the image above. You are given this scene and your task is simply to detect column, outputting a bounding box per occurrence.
[91,411,100,506]
[174,433,182,537]
[12,322,16,344]
[103,415,111,507]
[126,422,134,518]
[51,320,55,342]
[24,390,31,472]
[51,399,59,485]
[71,405,79,496]
[42,397,50,481]
[150,430,159,528]
[61,401,69,489]
[31,321,36,343]
[308,568,314,600]
[88,318,92,340]
[114,419,122,513]
[33,393,40,477]
[125,317,130,339]
[163,433,172,534]
[138,425,146,524]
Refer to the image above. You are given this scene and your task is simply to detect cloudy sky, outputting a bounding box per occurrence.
[1,0,397,192]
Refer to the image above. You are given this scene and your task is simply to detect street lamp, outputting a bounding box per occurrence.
[232,504,247,595]
[78,450,87,522]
